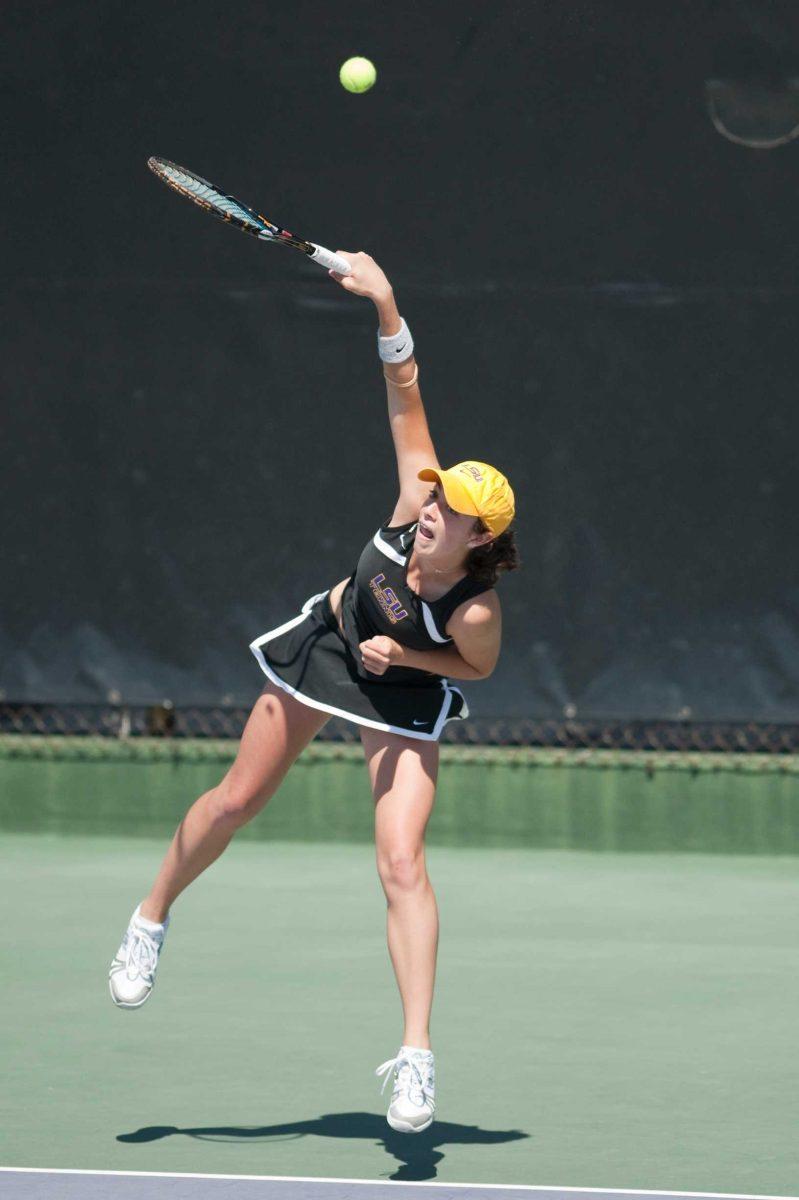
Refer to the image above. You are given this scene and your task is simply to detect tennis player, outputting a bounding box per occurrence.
[108,251,519,1134]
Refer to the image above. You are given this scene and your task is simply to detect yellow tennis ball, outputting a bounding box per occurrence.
[339,56,376,94]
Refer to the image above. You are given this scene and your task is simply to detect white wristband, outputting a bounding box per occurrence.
[378,317,414,363]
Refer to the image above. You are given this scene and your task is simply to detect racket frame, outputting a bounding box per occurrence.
[148,157,351,275]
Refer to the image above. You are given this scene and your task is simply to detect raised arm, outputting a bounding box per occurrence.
[329,251,440,525]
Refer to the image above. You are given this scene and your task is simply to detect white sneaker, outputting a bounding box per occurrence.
[375,1045,436,1133]
[108,904,169,1008]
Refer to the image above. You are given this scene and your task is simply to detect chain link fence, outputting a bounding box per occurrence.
[1,701,797,753]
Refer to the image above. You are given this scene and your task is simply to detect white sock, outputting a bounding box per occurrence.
[401,1044,433,1057]
[133,904,169,933]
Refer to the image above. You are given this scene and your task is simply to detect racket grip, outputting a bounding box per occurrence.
[309,244,352,274]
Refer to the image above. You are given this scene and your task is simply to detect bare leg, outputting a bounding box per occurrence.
[360,727,440,1050]
[140,685,328,923]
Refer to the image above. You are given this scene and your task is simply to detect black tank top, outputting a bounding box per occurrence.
[338,519,492,686]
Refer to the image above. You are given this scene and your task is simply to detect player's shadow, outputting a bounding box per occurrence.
[117,1112,530,1182]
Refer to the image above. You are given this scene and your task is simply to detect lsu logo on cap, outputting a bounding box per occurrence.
[459,464,485,483]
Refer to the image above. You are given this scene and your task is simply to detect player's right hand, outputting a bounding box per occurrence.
[329,251,392,303]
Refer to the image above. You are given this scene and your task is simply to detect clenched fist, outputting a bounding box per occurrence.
[359,635,405,676]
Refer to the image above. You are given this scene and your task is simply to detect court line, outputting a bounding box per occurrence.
[0,1169,796,1200]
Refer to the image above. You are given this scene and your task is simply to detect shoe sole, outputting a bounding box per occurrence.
[386,1112,434,1134]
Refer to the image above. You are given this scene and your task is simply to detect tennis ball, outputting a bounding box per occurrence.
[339,56,376,94]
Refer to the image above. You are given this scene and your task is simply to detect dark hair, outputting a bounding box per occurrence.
[465,521,521,586]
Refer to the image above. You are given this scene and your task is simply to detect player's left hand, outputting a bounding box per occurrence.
[359,635,405,675]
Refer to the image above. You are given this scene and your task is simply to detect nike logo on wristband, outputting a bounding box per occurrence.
[395,343,406,354]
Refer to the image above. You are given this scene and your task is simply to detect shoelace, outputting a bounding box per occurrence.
[124,927,160,982]
[375,1052,434,1107]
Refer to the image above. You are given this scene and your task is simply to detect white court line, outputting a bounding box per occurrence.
[0,1169,796,1200]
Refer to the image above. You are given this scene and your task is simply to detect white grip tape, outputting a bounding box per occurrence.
[310,244,351,274]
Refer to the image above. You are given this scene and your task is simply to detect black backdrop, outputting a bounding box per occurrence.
[3,0,799,721]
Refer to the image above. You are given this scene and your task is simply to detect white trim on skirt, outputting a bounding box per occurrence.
[249,591,468,743]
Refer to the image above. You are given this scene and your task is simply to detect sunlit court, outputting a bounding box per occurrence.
[2,3,798,1199]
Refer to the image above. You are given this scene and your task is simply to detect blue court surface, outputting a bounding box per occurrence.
[2,1172,798,1200]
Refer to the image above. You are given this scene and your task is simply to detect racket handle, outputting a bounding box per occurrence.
[309,244,352,274]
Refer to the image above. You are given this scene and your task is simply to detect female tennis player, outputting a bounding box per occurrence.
[108,251,518,1134]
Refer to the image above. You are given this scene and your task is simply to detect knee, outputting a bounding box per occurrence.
[210,776,267,828]
[377,847,427,895]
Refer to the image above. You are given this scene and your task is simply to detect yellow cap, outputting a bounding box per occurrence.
[417,461,515,536]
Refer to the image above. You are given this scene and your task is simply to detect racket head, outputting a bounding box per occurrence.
[147,157,312,251]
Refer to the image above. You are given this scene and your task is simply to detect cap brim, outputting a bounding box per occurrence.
[417,467,480,517]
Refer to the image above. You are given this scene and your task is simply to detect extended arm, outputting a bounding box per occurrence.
[329,252,440,525]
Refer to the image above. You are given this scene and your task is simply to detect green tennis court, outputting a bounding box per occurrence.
[2,742,798,1196]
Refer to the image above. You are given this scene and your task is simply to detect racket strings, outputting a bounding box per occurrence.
[148,157,319,256]
[160,166,264,229]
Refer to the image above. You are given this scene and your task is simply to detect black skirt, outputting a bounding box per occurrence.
[249,591,468,742]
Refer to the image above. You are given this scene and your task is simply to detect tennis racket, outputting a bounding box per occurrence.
[147,157,351,275]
